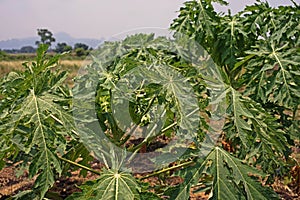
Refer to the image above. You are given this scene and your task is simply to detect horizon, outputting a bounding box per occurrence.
[0,31,105,50]
[1,31,105,41]
[0,0,297,43]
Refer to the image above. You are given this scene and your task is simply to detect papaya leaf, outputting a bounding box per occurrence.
[225,87,290,173]
[165,147,278,200]
[66,169,140,200]
[0,44,76,198]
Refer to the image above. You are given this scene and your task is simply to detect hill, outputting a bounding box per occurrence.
[0,32,104,49]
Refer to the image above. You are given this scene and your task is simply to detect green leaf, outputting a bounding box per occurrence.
[170,0,220,49]
[227,88,253,147]
[29,149,61,197]
[0,44,76,198]
[242,41,300,108]
[66,169,140,200]
[208,147,278,200]
[225,87,290,172]
[165,147,278,200]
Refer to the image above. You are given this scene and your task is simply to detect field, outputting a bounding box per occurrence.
[0,58,84,86]
[0,1,299,199]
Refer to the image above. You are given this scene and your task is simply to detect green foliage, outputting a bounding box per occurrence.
[0,49,7,59]
[74,43,90,57]
[165,147,278,200]
[0,1,299,199]
[74,43,89,51]
[166,0,299,198]
[72,33,209,172]
[35,29,56,47]
[224,87,291,173]
[20,46,36,53]
[0,44,77,198]
[238,2,300,109]
[55,42,72,54]
[66,169,140,200]
[74,47,88,57]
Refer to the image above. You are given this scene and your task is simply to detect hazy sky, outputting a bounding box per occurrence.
[0,0,297,41]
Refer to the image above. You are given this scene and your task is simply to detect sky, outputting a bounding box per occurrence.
[0,0,298,41]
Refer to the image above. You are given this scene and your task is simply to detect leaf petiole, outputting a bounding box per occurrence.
[58,156,102,175]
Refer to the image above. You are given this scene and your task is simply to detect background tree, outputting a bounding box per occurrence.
[0,49,6,59]
[74,43,89,51]
[74,43,89,57]
[74,47,87,57]
[20,46,36,53]
[35,29,56,47]
[55,42,72,53]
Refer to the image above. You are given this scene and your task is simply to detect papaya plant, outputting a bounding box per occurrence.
[0,45,91,199]
[70,0,299,199]
[0,0,299,199]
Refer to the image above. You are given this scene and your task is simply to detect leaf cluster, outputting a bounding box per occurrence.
[0,45,80,198]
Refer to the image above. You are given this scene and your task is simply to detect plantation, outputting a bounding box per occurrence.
[0,0,299,199]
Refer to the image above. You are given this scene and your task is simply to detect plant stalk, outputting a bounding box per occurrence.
[129,121,178,152]
[58,156,101,175]
[140,160,195,180]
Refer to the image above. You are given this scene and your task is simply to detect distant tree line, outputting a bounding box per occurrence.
[1,29,92,57]
[54,42,91,56]
[2,46,36,54]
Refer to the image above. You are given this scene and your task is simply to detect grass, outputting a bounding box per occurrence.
[0,59,87,86]
[0,52,86,61]
[58,60,89,86]
[0,61,24,76]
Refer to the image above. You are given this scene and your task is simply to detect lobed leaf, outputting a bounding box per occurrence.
[66,169,140,200]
